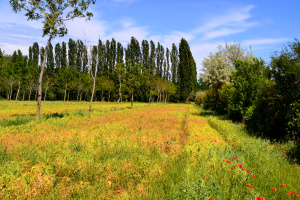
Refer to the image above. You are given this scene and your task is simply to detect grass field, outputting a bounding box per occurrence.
[0,101,299,199]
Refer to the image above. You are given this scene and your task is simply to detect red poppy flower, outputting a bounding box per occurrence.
[253,175,256,178]
[271,187,277,191]
[210,169,213,171]
[209,198,216,200]
[228,170,230,172]
[226,161,231,164]
[287,193,291,196]
[163,166,167,169]
[223,160,225,162]
[233,157,237,160]
[290,191,294,195]
[247,171,251,174]
[241,167,246,170]
[117,190,121,193]
[246,184,251,187]
[257,197,265,200]
[274,139,276,141]
[251,186,255,190]
[205,176,208,179]
[281,184,285,187]
[231,168,233,170]
[295,194,299,198]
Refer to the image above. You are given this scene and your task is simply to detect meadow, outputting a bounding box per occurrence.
[0,100,299,199]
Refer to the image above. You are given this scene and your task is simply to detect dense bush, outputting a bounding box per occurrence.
[228,59,266,121]
[195,91,206,106]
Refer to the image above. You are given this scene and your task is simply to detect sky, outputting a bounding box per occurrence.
[0,0,299,74]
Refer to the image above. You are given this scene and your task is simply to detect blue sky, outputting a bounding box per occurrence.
[0,0,299,73]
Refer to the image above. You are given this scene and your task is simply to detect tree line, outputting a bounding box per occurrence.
[0,37,197,105]
[197,39,300,140]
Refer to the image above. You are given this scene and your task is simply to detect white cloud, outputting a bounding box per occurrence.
[203,28,245,40]
[0,43,30,55]
[243,38,290,46]
[192,5,258,41]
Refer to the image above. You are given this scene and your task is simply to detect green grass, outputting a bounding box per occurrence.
[0,102,299,199]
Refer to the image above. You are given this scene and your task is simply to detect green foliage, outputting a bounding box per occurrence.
[195,91,206,106]
[228,58,266,121]
[178,38,197,101]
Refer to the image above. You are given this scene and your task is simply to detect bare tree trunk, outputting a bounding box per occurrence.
[29,88,32,101]
[22,90,25,101]
[34,89,38,101]
[101,90,104,102]
[44,88,48,102]
[9,83,13,101]
[116,76,122,111]
[108,91,111,102]
[148,88,152,106]
[89,70,97,111]
[77,89,80,102]
[15,79,21,105]
[80,91,83,102]
[64,85,67,104]
[37,31,53,120]
[159,92,162,103]
[7,93,9,101]
[67,90,70,101]
[131,89,133,109]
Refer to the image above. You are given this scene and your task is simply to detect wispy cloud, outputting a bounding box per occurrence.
[243,38,290,46]
[193,5,258,40]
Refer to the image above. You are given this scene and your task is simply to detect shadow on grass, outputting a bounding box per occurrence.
[0,115,35,128]
[285,142,300,164]
[194,105,300,165]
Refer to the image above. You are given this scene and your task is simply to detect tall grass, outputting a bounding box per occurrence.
[0,102,299,199]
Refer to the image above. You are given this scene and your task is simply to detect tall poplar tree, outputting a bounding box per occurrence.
[178,38,196,101]
[171,43,179,84]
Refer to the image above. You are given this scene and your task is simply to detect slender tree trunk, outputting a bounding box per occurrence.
[44,88,48,102]
[9,83,13,101]
[37,31,53,120]
[80,91,83,102]
[67,90,70,101]
[148,88,152,106]
[34,89,38,101]
[7,93,9,101]
[28,88,32,101]
[108,91,110,102]
[165,93,167,104]
[131,88,133,109]
[22,90,25,101]
[64,85,67,104]
[77,89,80,102]
[89,69,97,111]
[15,79,21,105]
[116,76,122,111]
[101,90,104,102]
[159,92,162,103]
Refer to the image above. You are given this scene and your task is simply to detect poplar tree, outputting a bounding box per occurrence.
[10,0,96,120]
[171,43,179,84]
[178,38,196,101]
[55,43,61,69]
[142,40,150,70]
[150,40,156,74]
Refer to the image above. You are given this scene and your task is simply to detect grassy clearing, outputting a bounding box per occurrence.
[0,101,299,199]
